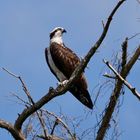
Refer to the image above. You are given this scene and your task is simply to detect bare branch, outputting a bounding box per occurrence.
[12,93,30,106]
[2,67,19,78]
[0,119,25,140]
[2,68,48,138]
[51,119,59,135]
[37,110,48,138]
[103,73,116,79]
[128,32,140,40]
[2,67,33,103]
[43,109,75,140]
[96,45,140,140]
[124,46,140,75]
[103,59,140,100]
[19,79,49,138]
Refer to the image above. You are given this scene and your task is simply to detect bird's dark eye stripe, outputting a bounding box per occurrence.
[50,31,56,39]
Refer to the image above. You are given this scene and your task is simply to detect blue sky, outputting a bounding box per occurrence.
[0,0,140,139]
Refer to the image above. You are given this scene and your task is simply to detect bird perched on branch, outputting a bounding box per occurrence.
[45,27,93,109]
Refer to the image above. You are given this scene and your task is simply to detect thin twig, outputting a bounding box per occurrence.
[2,67,33,103]
[103,73,116,79]
[51,119,59,135]
[43,109,75,140]
[2,67,19,78]
[128,32,140,40]
[12,93,31,106]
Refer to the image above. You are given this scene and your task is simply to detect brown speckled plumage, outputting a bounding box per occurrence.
[45,27,93,109]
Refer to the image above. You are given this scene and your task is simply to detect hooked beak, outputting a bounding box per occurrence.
[62,29,67,33]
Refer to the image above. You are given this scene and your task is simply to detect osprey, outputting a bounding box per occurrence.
[45,27,93,109]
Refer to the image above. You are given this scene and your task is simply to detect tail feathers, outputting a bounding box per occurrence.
[69,88,93,109]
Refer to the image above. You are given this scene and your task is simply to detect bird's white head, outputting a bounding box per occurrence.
[50,27,66,45]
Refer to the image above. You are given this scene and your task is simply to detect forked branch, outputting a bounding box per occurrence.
[96,45,140,140]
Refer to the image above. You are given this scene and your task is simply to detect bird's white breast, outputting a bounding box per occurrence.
[47,47,66,82]
[50,36,63,45]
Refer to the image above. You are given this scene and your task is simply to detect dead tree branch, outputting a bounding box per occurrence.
[2,68,48,138]
[103,59,140,100]
[96,45,140,140]
[3,68,75,139]
[43,110,74,138]
[124,46,140,75]
[0,119,25,140]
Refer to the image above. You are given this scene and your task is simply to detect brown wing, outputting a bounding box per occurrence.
[50,42,80,78]
[49,42,93,109]
[50,42,88,89]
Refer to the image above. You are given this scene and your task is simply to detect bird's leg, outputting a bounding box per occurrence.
[58,80,69,86]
